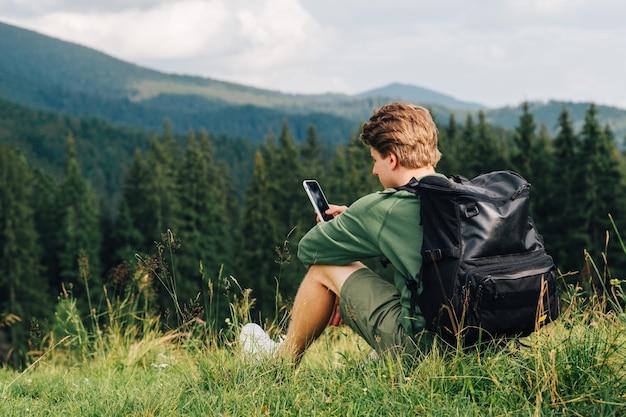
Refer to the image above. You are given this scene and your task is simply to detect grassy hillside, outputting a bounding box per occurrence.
[1,256,625,415]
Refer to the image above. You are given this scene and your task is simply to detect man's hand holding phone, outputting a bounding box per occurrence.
[318,204,348,222]
[303,180,332,221]
[303,180,348,222]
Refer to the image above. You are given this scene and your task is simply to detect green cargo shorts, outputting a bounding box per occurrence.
[339,267,427,356]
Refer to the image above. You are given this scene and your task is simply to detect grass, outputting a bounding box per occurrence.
[2,231,626,415]
[0,314,626,416]
[2,284,626,416]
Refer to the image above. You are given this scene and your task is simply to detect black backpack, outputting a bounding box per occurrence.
[396,170,560,347]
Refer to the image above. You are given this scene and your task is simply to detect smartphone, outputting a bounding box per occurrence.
[303,179,334,222]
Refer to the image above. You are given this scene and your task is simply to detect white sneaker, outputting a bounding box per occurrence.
[368,349,379,361]
[239,323,282,358]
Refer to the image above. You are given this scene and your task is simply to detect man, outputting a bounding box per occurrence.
[240,102,443,363]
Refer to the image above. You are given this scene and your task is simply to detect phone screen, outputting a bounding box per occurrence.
[303,180,333,222]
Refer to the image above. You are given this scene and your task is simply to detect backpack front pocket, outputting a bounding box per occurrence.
[460,251,558,341]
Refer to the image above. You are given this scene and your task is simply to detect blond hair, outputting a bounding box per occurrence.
[360,102,441,168]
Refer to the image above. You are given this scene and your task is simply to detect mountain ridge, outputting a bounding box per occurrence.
[1,20,625,142]
[357,82,486,111]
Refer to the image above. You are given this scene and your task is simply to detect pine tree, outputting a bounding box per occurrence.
[0,145,51,355]
[527,124,555,229]
[212,156,239,274]
[301,124,325,179]
[325,143,349,202]
[175,130,238,315]
[272,121,303,233]
[473,111,507,174]
[30,166,59,295]
[578,105,625,275]
[52,135,103,307]
[175,130,210,304]
[547,107,586,272]
[437,113,461,175]
[600,124,626,276]
[238,151,282,319]
[511,102,537,179]
[109,199,144,266]
[459,114,478,177]
[144,121,182,244]
[121,149,153,253]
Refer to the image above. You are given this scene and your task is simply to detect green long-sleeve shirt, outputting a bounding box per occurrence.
[297,186,427,335]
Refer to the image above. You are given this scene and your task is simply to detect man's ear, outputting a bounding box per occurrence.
[388,151,399,169]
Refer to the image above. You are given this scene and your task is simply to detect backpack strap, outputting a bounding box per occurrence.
[422,247,461,263]
[396,175,461,263]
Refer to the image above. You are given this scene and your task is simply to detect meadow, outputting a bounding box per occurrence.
[2,248,626,416]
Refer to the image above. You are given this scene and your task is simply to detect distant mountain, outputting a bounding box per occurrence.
[0,21,479,143]
[358,83,486,111]
[0,21,359,143]
[1,20,625,143]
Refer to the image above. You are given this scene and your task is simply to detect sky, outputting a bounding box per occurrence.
[1,0,625,109]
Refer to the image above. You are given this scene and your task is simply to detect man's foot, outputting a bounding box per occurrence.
[239,323,283,359]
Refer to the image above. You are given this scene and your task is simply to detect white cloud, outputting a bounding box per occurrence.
[1,0,625,108]
[231,0,331,70]
[2,0,335,89]
[7,1,235,60]
[501,0,588,16]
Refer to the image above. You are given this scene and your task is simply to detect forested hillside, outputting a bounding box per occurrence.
[2,99,625,367]
[3,21,625,145]
[0,21,405,144]
[0,21,362,143]
[0,98,258,208]
[486,101,626,148]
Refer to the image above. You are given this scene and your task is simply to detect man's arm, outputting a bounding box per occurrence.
[298,193,388,268]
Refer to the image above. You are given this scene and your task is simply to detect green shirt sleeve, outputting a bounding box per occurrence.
[298,192,387,268]
[297,189,423,279]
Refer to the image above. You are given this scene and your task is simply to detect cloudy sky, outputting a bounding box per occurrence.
[1,0,625,109]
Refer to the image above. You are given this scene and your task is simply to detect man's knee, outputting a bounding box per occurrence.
[306,262,366,295]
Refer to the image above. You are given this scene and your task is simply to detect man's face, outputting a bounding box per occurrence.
[370,148,394,188]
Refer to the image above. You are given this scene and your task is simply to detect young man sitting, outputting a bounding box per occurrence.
[241,102,443,363]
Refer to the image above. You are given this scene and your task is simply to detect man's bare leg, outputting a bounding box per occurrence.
[281,262,365,363]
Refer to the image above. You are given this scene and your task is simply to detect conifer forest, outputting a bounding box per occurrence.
[1,102,625,363]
